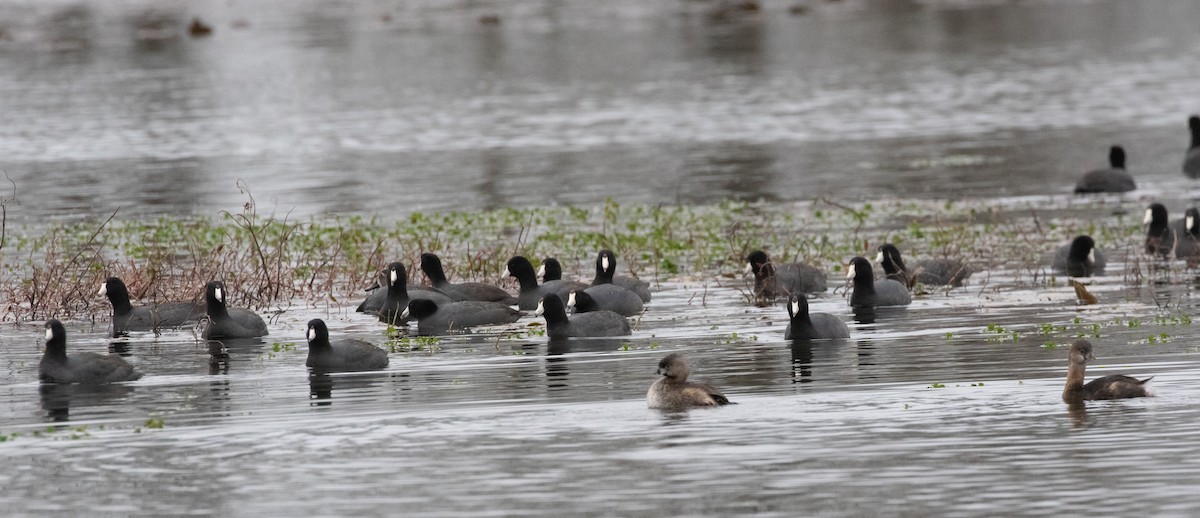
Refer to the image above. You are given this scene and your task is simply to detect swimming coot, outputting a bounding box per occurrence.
[1074,145,1135,194]
[1052,235,1106,277]
[419,253,517,304]
[100,277,204,336]
[745,250,826,306]
[402,299,521,336]
[377,262,454,326]
[505,256,587,311]
[591,250,652,302]
[875,244,972,288]
[535,294,631,339]
[784,294,850,340]
[357,265,452,314]
[40,319,143,384]
[201,281,269,339]
[1143,203,1174,257]
[1174,208,1200,259]
[305,319,389,372]
[1183,116,1200,178]
[846,256,911,308]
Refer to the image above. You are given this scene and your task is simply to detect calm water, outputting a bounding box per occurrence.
[4,0,1200,515]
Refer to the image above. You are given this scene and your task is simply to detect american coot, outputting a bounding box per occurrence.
[647,353,731,410]
[100,277,204,337]
[745,250,827,306]
[402,299,521,336]
[201,281,269,339]
[591,250,652,302]
[537,257,566,283]
[577,283,643,317]
[537,257,590,297]
[1174,208,1200,259]
[305,319,389,372]
[784,294,850,340]
[377,262,454,326]
[1183,115,1200,178]
[504,256,587,311]
[1052,235,1106,277]
[40,319,143,384]
[419,253,517,304]
[1062,339,1153,402]
[565,290,633,327]
[356,266,452,314]
[875,244,972,288]
[846,256,911,308]
[535,294,631,339]
[1074,145,1135,194]
[1144,203,1174,257]
[567,290,601,313]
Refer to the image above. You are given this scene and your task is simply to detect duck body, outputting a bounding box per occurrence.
[590,250,652,302]
[1183,116,1200,178]
[784,295,849,340]
[535,294,630,339]
[201,281,268,340]
[1052,235,1106,277]
[305,319,388,372]
[876,244,972,288]
[745,250,826,306]
[846,257,911,308]
[420,253,517,304]
[1074,145,1135,193]
[404,299,521,336]
[646,353,731,410]
[1062,339,1153,402]
[39,319,142,384]
[101,277,205,336]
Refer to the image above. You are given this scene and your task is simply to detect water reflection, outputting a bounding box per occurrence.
[789,339,815,383]
[39,383,133,423]
[109,337,133,356]
[1066,399,1088,428]
[308,370,394,407]
[478,150,509,212]
[206,338,267,374]
[309,371,333,405]
[851,305,908,325]
[682,0,765,75]
[130,8,183,50]
[545,338,627,395]
[677,143,779,204]
[44,5,95,57]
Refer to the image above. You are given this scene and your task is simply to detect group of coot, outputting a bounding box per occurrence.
[42,114,1200,407]
[1073,115,1200,193]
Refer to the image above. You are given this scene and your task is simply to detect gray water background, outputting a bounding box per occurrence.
[2,0,1200,515]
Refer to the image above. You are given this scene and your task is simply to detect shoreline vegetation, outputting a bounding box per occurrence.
[0,183,1151,323]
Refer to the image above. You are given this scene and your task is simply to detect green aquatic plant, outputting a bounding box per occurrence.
[983,323,1021,342]
[387,335,441,353]
[718,332,758,344]
[0,185,1161,322]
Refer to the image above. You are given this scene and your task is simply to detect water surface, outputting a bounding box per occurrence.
[3,0,1200,515]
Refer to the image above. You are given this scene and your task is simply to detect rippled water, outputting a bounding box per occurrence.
[4,0,1200,515]
[4,264,1200,515]
[1,0,1200,221]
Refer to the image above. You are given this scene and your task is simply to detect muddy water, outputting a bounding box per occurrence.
[4,0,1200,515]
